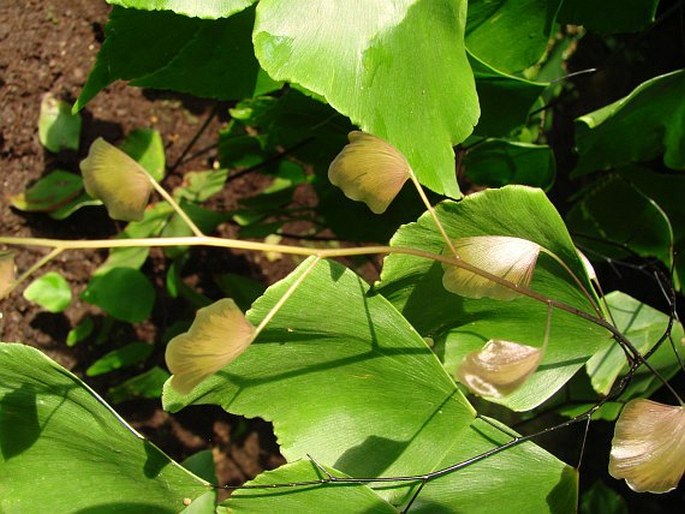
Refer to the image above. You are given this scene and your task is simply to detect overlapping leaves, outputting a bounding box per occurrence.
[164,257,575,511]
[376,186,610,411]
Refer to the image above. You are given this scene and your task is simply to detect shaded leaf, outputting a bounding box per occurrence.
[48,192,102,220]
[558,0,660,34]
[463,139,555,190]
[253,0,480,197]
[38,93,81,153]
[226,90,425,243]
[81,267,155,323]
[213,273,265,312]
[86,342,154,377]
[174,169,229,203]
[573,70,685,176]
[10,170,84,213]
[181,450,218,486]
[470,53,547,137]
[80,138,152,222]
[567,172,674,283]
[580,481,628,514]
[23,272,71,313]
[76,6,268,110]
[109,366,171,404]
[66,317,95,347]
[607,165,685,290]
[0,343,208,513]
[107,0,256,19]
[466,0,563,73]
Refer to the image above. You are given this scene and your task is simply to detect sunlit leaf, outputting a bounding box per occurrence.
[181,449,218,486]
[38,92,81,153]
[609,399,685,493]
[86,342,154,377]
[0,343,208,512]
[174,169,229,203]
[23,272,72,313]
[586,292,684,396]
[165,258,576,511]
[554,292,684,422]
[442,236,541,300]
[106,0,256,19]
[573,70,685,176]
[81,267,155,323]
[377,186,606,411]
[10,170,84,213]
[328,131,411,214]
[253,0,480,197]
[80,138,152,222]
[0,251,16,299]
[120,128,166,182]
[457,339,544,398]
[166,299,256,395]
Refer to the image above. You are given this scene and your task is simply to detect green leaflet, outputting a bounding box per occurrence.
[107,0,256,19]
[463,139,556,190]
[566,170,675,284]
[10,170,84,213]
[0,343,208,513]
[466,0,563,73]
[568,165,685,290]
[38,93,81,153]
[573,70,685,175]
[587,291,685,396]
[82,267,156,323]
[22,272,72,313]
[164,258,574,511]
[469,52,548,137]
[120,128,166,182]
[253,0,479,197]
[377,186,609,411]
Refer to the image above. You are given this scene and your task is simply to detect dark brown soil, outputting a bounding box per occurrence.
[0,0,287,487]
